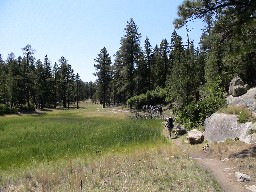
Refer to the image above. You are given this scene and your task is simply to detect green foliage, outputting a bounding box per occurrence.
[151,39,170,88]
[238,110,252,123]
[175,79,226,129]
[113,18,142,104]
[0,104,17,115]
[94,47,112,108]
[0,45,87,113]
[176,0,256,87]
[174,0,256,30]
[19,104,35,113]
[127,87,167,109]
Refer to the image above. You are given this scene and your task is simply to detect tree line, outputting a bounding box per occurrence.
[94,0,256,127]
[0,44,97,114]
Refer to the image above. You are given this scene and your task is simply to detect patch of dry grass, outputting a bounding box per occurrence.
[207,141,256,182]
[218,105,255,123]
[182,139,256,185]
[0,144,221,192]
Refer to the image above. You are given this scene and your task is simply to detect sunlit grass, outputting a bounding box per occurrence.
[0,103,222,191]
[0,145,221,192]
[0,103,163,171]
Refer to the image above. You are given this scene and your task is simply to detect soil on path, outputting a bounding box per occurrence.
[162,127,255,192]
[174,139,246,192]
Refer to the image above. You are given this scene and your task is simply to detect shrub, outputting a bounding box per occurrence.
[20,104,35,113]
[175,79,226,129]
[0,104,17,115]
[127,87,167,109]
[0,104,7,115]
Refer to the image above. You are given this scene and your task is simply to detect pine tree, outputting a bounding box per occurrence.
[154,39,170,88]
[116,18,142,106]
[112,50,125,105]
[53,62,59,108]
[166,31,187,108]
[144,37,153,90]
[94,47,112,108]
[151,45,160,90]
[75,73,80,109]
[0,54,8,105]
[35,59,44,109]
[58,56,70,108]
[21,44,36,109]
[136,51,148,94]
[6,54,23,109]
[175,0,256,87]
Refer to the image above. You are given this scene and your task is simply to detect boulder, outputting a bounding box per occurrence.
[228,77,248,97]
[186,129,204,144]
[174,125,187,136]
[227,87,256,113]
[204,113,256,144]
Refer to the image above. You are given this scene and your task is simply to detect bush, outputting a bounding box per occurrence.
[175,79,226,129]
[127,87,167,109]
[0,104,7,115]
[0,104,17,115]
[20,104,35,113]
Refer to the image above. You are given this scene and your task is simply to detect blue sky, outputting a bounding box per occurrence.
[0,0,204,82]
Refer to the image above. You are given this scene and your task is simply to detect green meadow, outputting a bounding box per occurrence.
[0,104,221,191]
[0,104,163,171]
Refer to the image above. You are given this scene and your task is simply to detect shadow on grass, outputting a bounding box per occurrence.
[229,145,256,158]
[55,106,86,110]
[24,109,52,117]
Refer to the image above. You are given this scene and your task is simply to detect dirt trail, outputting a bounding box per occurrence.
[172,138,250,192]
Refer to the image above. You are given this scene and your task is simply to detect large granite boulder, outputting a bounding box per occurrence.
[228,77,249,97]
[186,129,204,144]
[227,87,256,113]
[204,113,256,144]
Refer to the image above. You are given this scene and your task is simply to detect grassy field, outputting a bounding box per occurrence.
[0,103,221,191]
[0,104,163,170]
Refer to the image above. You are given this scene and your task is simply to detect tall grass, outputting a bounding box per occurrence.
[0,105,164,171]
[1,145,221,192]
[0,104,222,191]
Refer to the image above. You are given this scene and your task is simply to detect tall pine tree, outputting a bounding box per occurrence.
[94,47,112,108]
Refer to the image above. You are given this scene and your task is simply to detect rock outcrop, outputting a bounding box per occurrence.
[204,113,256,144]
[228,77,249,97]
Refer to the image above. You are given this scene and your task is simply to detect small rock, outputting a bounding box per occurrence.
[224,167,232,171]
[221,158,229,162]
[235,172,251,182]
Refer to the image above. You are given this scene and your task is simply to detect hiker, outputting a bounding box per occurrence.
[166,117,174,138]
[158,106,163,118]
